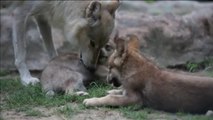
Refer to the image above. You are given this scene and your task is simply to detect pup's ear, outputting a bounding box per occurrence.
[86,1,101,26]
[114,29,119,42]
[113,33,125,56]
[106,0,120,16]
[127,34,140,50]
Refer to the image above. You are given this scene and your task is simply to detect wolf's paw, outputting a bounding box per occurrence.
[83,98,99,106]
[21,77,40,86]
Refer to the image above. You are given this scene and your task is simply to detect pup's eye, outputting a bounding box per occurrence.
[105,44,112,51]
[90,40,95,48]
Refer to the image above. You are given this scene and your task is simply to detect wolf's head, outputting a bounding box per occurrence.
[65,0,120,70]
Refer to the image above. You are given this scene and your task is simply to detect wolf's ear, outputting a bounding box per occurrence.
[86,1,101,26]
[127,34,140,50]
[106,0,120,16]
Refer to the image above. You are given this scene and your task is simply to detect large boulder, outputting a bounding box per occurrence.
[116,1,213,67]
[0,9,65,70]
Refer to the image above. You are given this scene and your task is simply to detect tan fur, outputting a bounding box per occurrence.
[83,34,213,113]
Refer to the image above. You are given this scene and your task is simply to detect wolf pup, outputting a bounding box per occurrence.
[41,42,115,96]
[83,34,213,114]
[41,53,91,96]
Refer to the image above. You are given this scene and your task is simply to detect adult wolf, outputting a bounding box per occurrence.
[11,0,119,85]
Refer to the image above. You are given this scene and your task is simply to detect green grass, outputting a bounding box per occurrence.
[167,58,213,73]
[0,72,212,120]
[0,77,112,117]
[118,106,148,120]
[57,104,76,118]
[1,80,72,109]
[0,70,10,76]
[87,81,112,97]
[1,78,78,111]
[186,58,213,72]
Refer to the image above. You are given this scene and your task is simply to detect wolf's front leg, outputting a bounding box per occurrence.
[83,93,140,107]
[12,8,39,86]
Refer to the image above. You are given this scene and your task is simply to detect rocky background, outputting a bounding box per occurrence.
[1,1,213,71]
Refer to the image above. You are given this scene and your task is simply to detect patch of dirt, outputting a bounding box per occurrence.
[1,107,129,120]
[1,110,63,120]
[146,110,180,120]
[71,108,130,120]
[1,106,64,120]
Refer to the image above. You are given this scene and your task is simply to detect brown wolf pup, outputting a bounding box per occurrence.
[83,34,213,114]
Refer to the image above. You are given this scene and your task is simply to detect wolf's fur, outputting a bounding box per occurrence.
[40,53,92,96]
[40,42,115,96]
[11,0,119,85]
[83,34,213,113]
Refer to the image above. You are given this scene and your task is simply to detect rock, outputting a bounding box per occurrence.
[0,8,66,70]
[0,1,213,70]
[116,1,213,67]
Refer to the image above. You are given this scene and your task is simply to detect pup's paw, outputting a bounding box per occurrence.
[46,90,55,97]
[83,98,99,106]
[107,89,123,95]
[22,77,40,86]
[75,91,89,96]
[206,110,213,117]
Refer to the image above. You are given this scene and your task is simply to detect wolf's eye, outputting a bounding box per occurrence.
[90,40,95,48]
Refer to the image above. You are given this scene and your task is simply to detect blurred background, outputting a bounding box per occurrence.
[0,0,213,73]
